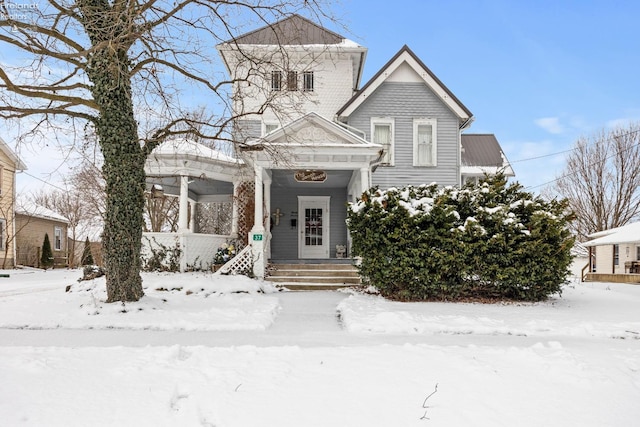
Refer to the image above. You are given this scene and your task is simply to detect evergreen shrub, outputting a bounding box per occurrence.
[41,233,54,269]
[347,174,574,302]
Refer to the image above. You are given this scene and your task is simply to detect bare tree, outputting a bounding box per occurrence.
[0,1,338,301]
[553,123,640,240]
[144,191,179,232]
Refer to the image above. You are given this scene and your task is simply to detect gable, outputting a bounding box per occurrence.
[337,45,472,124]
[226,14,345,46]
[263,112,375,146]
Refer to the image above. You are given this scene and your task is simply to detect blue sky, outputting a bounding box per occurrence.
[336,0,640,190]
[6,0,640,194]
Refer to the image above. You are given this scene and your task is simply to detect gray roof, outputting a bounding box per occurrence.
[227,14,345,45]
[461,134,507,167]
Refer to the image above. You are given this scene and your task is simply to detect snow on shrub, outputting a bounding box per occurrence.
[347,174,574,302]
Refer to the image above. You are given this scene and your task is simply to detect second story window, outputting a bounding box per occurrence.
[287,71,298,91]
[271,71,282,91]
[303,71,314,92]
[371,118,394,166]
[413,118,437,167]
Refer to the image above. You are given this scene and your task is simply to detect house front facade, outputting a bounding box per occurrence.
[583,222,640,282]
[145,15,512,277]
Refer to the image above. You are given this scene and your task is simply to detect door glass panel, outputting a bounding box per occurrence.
[305,207,323,246]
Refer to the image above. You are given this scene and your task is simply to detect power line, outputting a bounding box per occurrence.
[18,170,67,192]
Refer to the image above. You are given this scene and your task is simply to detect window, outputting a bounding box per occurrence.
[303,71,314,92]
[413,119,437,166]
[0,219,5,251]
[263,122,279,135]
[614,244,619,266]
[54,227,63,251]
[287,71,298,91]
[636,246,640,261]
[271,71,282,91]
[371,118,394,166]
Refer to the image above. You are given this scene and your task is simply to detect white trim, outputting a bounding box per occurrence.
[338,50,471,120]
[262,121,280,135]
[54,226,63,251]
[371,117,395,166]
[413,118,437,167]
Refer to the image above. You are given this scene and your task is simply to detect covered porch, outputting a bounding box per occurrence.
[241,112,382,278]
[144,139,251,272]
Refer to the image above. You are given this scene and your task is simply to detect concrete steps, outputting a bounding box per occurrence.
[266,263,361,290]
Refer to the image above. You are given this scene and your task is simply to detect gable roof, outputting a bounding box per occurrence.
[256,112,380,147]
[461,134,514,176]
[337,45,473,124]
[224,14,347,46]
[16,201,69,224]
[0,136,27,171]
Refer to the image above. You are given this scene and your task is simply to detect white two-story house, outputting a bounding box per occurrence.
[145,14,513,277]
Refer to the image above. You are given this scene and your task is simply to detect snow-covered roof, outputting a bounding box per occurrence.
[16,202,69,224]
[152,139,241,164]
[583,221,640,247]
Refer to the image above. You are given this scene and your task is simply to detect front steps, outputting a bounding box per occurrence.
[266,262,361,290]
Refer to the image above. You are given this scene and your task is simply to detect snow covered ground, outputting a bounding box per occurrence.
[0,269,639,426]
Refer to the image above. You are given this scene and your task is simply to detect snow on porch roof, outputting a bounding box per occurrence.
[583,221,640,247]
[151,138,242,165]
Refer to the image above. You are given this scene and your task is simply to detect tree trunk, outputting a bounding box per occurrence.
[82,2,146,302]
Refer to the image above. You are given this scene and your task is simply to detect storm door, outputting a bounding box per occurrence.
[298,196,330,258]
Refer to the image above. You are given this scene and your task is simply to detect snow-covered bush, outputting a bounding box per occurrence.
[347,174,574,302]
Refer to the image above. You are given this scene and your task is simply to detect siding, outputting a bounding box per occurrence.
[594,245,614,274]
[347,81,460,188]
[269,186,348,260]
[15,215,68,267]
[0,149,16,267]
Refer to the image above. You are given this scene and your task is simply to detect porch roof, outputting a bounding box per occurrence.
[241,112,382,169]
[584,221,640,247]
[145,138,246,202]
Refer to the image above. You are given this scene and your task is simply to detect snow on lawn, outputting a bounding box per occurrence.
[0,269,280,331]
[1,270,640,426]
[338,281,640,339]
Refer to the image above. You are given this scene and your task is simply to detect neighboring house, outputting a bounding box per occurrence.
[15,202,69,268]
[583,222,640,282]
[145,15,514,277]
[0,136,27,269]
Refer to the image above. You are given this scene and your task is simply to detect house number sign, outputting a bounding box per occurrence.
[294,170,327,183]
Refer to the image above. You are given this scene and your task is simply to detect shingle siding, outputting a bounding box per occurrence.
[347,81,460,187]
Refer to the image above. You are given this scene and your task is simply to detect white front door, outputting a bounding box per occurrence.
[298,196,330,259]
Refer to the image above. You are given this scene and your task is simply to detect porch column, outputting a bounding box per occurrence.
[264,173,272,260]
[230,181,240,238]
[251,165,266,278]
[178,175,190,231]
[189,201,196,233]
[360,167,370,193]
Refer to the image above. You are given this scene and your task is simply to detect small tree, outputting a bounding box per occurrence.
[81,237,94,266]
[41,233,54,270]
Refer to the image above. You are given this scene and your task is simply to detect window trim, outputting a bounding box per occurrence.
[371,117,395,166]
[262,121,280,136]
[413,118,438,167]
[287,71,298,91]
[271,70,282,91]
[54,226,63,251]
[302,71,314,92]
